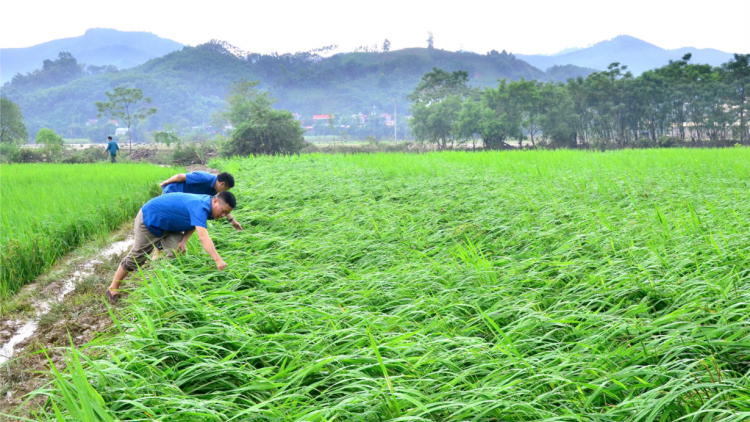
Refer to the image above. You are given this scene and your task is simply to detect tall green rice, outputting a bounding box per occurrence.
[0,163,177,299]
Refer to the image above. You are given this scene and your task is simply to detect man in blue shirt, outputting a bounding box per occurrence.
[160,171,242,230]
[105,136,119,163]
[106,191,236,303]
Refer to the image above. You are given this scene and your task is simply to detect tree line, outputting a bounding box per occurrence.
[409,54,750,149]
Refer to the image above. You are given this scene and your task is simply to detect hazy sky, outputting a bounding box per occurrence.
[2,0,749,55]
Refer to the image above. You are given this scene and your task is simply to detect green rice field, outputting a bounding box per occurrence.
[0,163,177,299]
[35,149,750,420]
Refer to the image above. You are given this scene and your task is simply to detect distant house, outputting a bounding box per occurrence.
[292,113,301,120]
[313,115,333,121]
[115,128,129,136]
[382,113,395,126]
[85,119,98,126]
[352,113,368,125]
[109,120,119,126]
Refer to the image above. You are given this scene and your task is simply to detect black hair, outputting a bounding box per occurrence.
[108,136,112,140]
[217,172,235,188]
[216,191,236,209]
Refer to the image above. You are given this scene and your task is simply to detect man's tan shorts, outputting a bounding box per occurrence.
[120,210,183,272]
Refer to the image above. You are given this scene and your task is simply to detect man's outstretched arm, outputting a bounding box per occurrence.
[160,173,187,187]
[195,226,227,270]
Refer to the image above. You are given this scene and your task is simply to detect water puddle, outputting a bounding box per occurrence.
[0,236,133,366]
[0,322,37,366]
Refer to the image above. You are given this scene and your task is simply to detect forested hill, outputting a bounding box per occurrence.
[2,41,596,138]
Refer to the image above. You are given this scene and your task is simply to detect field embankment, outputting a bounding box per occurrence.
[0,163,178,299]
[33,149,750,420]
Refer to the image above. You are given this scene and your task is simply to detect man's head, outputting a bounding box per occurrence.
[211,191,236,219]
[108,136,112,141]
[214,172,235,192]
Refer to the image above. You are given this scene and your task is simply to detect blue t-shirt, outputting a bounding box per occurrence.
[105,141,119,155]
[142,193,213,237]
[162,171,218,195]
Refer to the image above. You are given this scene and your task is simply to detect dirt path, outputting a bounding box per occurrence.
[0,224,135,416]
[0,165,217,417]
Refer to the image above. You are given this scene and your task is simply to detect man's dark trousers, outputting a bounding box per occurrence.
[111,154,117,163]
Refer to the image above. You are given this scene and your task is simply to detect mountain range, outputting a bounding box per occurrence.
[0,28,183,83]
[516,35,735,75]
[0,30,742,141]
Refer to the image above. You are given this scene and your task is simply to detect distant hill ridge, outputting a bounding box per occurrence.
[517,35,736,75]
[0,40,596,138]
[0,28,183,83]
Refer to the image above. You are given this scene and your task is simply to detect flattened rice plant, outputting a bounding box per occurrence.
[32,149,750,421]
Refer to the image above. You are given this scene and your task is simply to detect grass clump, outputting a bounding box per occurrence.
[33,149,750,420]
[0,163,178,299]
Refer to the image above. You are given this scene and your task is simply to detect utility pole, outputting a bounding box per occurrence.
[392,98,397,145]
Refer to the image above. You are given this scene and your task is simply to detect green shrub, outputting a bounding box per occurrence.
[172,143,204,165]
[62,146,107,163]
[0,142,22,163]
[36,128,64,160]
[19,147,45,163]
[657,136,680,148]
[224,109,306,157]
[633,138,655,149]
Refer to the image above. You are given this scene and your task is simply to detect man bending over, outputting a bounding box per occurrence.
[106,191,236,303]
[161,171,241,230]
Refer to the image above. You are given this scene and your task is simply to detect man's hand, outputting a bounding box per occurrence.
[231,219,243,231]
[177,241,187,254]
[215,259,228,271]
[160,180,169,187]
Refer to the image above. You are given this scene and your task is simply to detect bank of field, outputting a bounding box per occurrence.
[0,164,177,299]
[40,150,750,420]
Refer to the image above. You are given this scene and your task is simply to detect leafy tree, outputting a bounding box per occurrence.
[723,54,750,143]
[455,99,485,149]
[215,79,273,127]
[35,128,64,159]
[407,68,469,104]
[0,98,29,144]
[383,39,391,53]
[154,123,182,147]
[538,83,578,147]
[410,95,462,149]
[514,79,543,146]
[427,32,434,50]
[216,79,305,155]
[95,87,157,153]
[225,109,305,156]
[482,79,525,146]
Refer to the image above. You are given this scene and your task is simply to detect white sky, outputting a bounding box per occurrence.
[2,0,749,55]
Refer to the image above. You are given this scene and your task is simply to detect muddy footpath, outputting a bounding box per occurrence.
[0,223,135,417]
[0,166,217,418]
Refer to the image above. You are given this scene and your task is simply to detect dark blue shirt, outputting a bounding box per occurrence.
[142,193,213,237]
[105,141,119,155]
[162,171,218,195]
